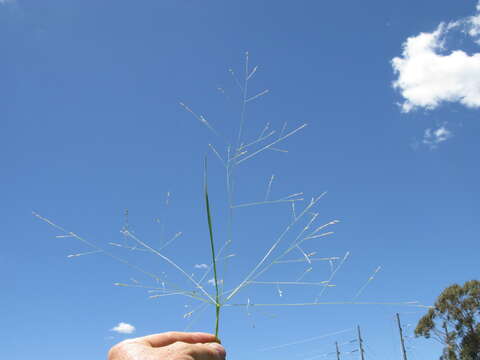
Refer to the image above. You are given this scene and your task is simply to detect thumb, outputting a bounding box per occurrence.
[139,332,219,348]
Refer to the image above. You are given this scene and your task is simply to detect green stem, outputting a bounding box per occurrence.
[204,158,221,337]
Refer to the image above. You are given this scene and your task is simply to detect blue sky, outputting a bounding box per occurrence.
[2,1,480,359]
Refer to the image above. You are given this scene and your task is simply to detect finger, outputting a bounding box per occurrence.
[140,332,219,348]
[184,342,226,360]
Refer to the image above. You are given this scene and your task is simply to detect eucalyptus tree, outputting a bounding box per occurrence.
[415,280,480,360]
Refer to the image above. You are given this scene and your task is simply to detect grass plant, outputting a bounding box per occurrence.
[34,52,425,339]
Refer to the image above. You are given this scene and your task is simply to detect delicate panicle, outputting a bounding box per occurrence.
[159,232,183,251]
[303,231,334,241]
[109,242,148,252]
[316,251,351,301]
[150,292,191,299]
[248,281,331,286]
[183,310,194,319]
[179,102,222,139]
[228,69,243,91]
[282,192,303,200]
[247,65,258,81]
[238,130,276,151]
[354,265,383,299]
[208,144,226,167]
[310,220,340,236]
[239,196,324,290]
[258,122,270,139]
[274,256,340,264]
[296,267,313,281]
[265,174,275,201]
[279,121,288,138]
[235,123,308,165]
[234,52,251,150]
[268,147,288,153]
[115,283,210,303]
[226,193,325,301]
[229,150,248,161]
[277,284,283,297]
[35,54,424,339]
[225,301,427,308]
[124,229,216,304]
[67,250,102,258]
[296,245,312,264]
[34,212,164,283]
[246,89,270,103]
[231,198,303,209]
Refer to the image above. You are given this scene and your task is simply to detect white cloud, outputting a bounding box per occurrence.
[392,3,480,112]
[469,17,480,37]
[467,12,480,44]
[194,263,208,269]
[422,125,453,148]
[111,322,136,334]
[207,278,223,286]
[0,0,15,4]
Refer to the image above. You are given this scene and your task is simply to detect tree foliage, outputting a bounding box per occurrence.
[415,280,480,360]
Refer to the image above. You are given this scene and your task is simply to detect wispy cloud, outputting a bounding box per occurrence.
[392,1,480,112]
[422,125,453,149]
[470,1,480,41]
[0,0,15,4]
[111,322,136,334]
[208,278,223,286]
[194,263,208,269]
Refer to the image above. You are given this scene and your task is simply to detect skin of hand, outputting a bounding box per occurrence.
[108,331,226,360]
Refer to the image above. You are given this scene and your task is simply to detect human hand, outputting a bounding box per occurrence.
[108,331,226,360]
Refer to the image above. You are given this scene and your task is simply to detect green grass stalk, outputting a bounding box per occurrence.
[204,158,221,338]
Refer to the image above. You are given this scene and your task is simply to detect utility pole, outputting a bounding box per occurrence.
[335,341,341,360]
[357,325,365,360]
[396,313,408,360]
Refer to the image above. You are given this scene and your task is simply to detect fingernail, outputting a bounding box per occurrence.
[208,342,226,358]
